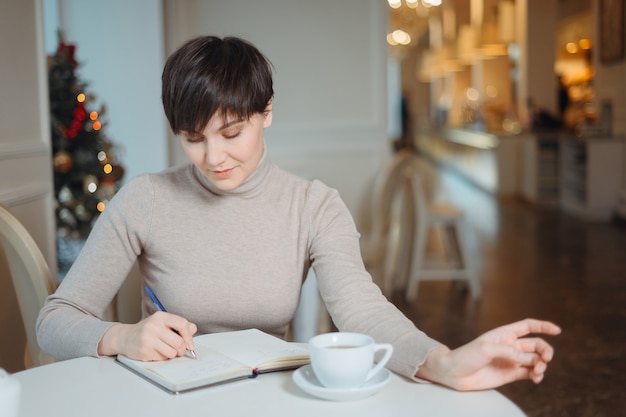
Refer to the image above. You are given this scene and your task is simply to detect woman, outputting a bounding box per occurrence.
[37,36,560,391]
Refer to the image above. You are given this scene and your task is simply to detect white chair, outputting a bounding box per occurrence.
[398,165,482,302]
[290,268,334,342]
[379,171,415,297]
[360,149,415,292]
[0,204,57,368]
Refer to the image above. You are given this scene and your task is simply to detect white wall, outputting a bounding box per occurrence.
[0,0,57,372]
[44,0,169,182]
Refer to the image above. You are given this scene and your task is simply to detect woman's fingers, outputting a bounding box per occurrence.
[513,340,553,384]
[501,318,562,338]
[146,312,197,359]
[516,337,555,363]
[531,370,545,384]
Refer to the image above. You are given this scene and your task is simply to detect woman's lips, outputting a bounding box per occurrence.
[213,168,234,179]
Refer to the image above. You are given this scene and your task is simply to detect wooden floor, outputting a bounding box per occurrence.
[389,154,626,417]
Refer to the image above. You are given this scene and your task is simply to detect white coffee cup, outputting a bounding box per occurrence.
[308,332,393,389]
[0,368,21,417]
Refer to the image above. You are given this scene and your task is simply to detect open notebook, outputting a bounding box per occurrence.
[116,328,310,394]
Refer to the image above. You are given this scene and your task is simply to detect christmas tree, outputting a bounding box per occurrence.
[48,35,125,240]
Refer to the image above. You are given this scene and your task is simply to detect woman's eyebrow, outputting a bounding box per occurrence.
[218,118,245,130]
[181,130,203,138]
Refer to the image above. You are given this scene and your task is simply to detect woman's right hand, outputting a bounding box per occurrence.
[97,311,197,361]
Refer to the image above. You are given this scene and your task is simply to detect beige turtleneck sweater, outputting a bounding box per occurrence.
[37,152,442,379]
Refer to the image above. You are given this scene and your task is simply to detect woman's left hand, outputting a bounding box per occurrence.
[416,318,562,391]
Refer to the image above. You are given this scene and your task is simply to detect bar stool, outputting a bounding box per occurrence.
[399,165,482,302]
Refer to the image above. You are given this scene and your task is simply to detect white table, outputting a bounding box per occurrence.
[13,357,525,416]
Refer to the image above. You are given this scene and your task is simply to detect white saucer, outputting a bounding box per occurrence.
[292,365,391,401]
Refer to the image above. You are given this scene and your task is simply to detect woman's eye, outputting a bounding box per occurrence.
[185,135,204,143]
[223,130,241,139]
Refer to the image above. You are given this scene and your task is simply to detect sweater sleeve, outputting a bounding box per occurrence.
[36,175,154,360]
[306,181,444,380]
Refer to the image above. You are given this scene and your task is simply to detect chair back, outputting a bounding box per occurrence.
[370,149,415,225]
[380,167,417,295]
[363,149,416,261]
[0,204,57,368]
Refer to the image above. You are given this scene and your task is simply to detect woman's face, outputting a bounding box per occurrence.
[179,106,272,191]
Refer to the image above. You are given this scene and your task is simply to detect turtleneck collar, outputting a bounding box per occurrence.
[192,147,272,198]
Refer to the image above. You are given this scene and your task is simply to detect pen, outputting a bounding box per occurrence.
[144,285,197,359]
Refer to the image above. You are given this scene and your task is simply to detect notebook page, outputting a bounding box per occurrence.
[195,329,309,369]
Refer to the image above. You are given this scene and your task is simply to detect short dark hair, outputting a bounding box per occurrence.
[162,36,274,134]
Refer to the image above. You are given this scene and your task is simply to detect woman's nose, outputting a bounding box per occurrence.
[205,138,227,167]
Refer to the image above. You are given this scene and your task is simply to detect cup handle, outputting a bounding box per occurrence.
[365,343,394,382]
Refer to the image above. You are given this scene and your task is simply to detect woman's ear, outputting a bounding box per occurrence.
[263,98,273,128]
